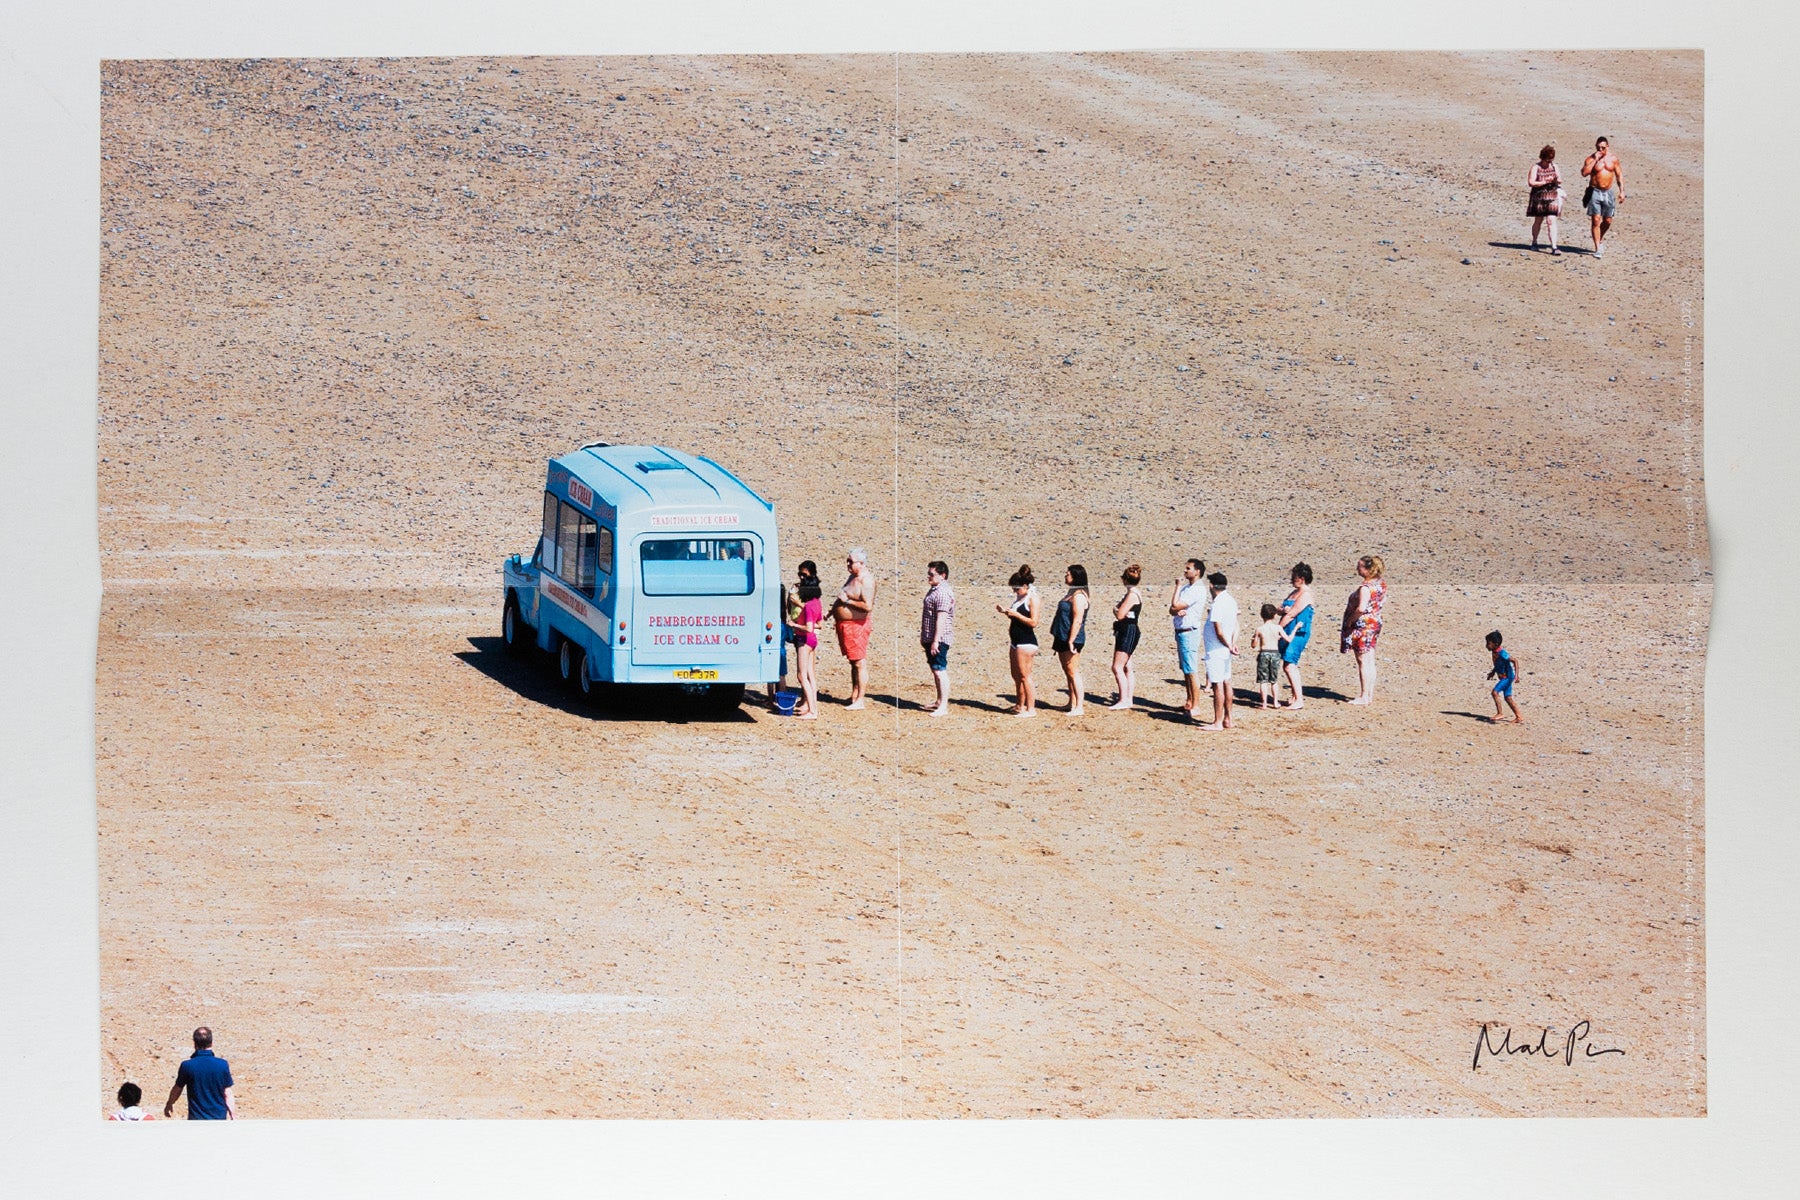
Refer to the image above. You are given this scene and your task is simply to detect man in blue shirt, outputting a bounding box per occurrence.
[163,1026,236,1119]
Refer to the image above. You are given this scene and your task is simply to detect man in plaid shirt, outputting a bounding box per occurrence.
[921,561,955,717]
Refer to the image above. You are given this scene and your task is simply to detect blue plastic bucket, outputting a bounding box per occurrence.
[774,690,799,716]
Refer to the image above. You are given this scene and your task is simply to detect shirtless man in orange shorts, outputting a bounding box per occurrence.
[1580,136,1626,257]
[834,547,877,709]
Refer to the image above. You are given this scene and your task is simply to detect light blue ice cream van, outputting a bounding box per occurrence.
[501,443,781,711]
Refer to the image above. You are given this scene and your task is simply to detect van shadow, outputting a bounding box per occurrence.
[457,637,757,724]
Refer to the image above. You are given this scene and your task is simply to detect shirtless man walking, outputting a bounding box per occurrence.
[1580,136,1625,257]
[834,547,877,709]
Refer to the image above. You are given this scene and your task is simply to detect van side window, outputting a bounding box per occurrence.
[556,501,583,588]
[539,493,561,575]
[595,526,615,579]
[573,512,599,594]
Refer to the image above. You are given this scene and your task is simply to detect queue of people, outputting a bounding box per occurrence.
[770,551,1401,727]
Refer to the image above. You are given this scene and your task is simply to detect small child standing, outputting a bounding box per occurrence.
[108,1081,154,1121]
[1485,630,1523,724]
[1252,603,1284,709]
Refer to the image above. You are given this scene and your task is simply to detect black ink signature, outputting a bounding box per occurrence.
[1472,1020,1626,1069]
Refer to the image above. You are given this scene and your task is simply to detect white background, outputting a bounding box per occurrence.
[2,2,1794,1196]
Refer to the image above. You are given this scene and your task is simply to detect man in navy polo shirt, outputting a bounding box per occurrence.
[163,1026,236,1120]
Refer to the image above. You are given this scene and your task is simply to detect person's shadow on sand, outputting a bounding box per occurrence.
[867,693,930,713]
[1488,240,1593,255]
[457,636,755,723]
[1295,684,1353,703]
[953,695,1018,714]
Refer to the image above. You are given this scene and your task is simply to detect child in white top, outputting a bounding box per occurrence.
[108,1081,154,1120]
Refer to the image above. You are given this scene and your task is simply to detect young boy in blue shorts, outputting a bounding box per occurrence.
[1485,630,1522,724]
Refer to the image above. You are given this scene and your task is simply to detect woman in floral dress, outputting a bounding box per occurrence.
[1340,554,1387,705]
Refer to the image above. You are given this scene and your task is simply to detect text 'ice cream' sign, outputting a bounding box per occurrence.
[649,512,741,528]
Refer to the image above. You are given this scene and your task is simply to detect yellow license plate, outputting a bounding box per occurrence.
[673,669,719,681]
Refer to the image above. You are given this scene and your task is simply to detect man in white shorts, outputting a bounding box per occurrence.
[1196,572,1240,730]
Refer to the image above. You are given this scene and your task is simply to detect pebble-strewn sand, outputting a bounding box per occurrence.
[97,52,1706,1117]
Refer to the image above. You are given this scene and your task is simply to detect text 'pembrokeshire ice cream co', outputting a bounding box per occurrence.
[647,613,747,647]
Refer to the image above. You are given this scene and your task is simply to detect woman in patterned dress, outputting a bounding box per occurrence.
[1340,554,1387,705]
[1526,145,1564,255]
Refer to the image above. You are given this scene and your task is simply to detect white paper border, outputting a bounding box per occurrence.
[4,2,1794,1196]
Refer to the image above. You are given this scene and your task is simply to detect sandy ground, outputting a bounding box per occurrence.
[96,52,1706,1117]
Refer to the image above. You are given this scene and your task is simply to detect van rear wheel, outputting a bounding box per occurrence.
[576,649,597,699]
[694,682,745,714]
[557,638,581,688]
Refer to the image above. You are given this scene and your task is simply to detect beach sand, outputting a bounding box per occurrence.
[97,52,1705,1116]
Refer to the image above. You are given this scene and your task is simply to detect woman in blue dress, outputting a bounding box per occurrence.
[1277,562,1315,710]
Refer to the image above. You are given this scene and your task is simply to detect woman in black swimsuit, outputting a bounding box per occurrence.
[994,564,1040,716]
[1050,564,1091,716]
[1108,563,1144,710]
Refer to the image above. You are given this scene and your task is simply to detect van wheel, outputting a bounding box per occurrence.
[558,638,580,687]
[576,649,597,699]
[705,682,746,713]
[502,595,528,655]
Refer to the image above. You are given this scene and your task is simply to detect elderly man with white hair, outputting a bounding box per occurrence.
[832,546,877,709]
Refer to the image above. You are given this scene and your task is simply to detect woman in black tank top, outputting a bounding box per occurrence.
[1051,565,1091,716]
[994,564,1039,716]
[1109,564,1144,709]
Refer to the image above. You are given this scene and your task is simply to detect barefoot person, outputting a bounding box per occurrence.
[1526,144,1564,254]
[1050,565,1091,716]
[1107,564,1144,710]
[996,565,1040,716]
[833,547,876,709]
[1196,573,1240,730]
[1486,629,1523,724]
[1169,558,1209,717]
[795,565,823,719]
[1341,554,1387,705]
[1580,136,1625,257]
[767,579,799,705]
[1252,603,1284,709]
[1277,562,1315,710]
[920,560,954,717]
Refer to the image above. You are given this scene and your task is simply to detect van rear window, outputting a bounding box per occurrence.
[640,538,754,596]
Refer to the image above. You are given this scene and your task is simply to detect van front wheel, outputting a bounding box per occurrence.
[502,595,528,655]
[558,638,581,688]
